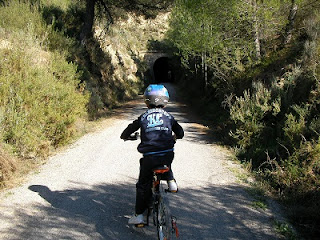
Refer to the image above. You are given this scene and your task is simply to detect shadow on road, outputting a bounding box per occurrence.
[0,182,278,240]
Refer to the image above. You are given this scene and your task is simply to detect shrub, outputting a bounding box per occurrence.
[0,1,46,38]
[0,32,88,158]
[283,105,308,150]
[227,82,280,151]
[265,138,320,198]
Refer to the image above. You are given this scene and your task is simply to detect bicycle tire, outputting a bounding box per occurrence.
[156,194,172,240]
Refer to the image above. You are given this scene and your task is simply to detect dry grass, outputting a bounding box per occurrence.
[0,145,17,188]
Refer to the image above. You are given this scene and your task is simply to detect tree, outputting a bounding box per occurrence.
[167,0,313,88]
[252,0,261,61]
[282,0,298,47]
[168,0,257,87]
[80,0,96,44]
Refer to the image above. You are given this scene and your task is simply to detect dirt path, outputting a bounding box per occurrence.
[0,84,283,239]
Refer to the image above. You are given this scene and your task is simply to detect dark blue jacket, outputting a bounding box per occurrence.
[121,108,184,154]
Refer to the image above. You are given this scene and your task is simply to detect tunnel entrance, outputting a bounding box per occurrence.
[153,57,173,83]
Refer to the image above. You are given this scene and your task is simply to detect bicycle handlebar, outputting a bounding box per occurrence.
[124,132,139,141]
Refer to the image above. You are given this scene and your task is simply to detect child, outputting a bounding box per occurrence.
[120,84,184,225]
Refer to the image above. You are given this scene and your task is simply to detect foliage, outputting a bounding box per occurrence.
[273,220,297,240]
[0,31,88,158]
[168,0,256,80]
[168,0,320,238]
[0,0,45,34]
[105,0,174,19]
[0,0,90,176]
[38,0,142,119]
[227,82,280,152]
[167,0,296,90]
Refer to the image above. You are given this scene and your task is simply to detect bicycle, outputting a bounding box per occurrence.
[125,133,179,240]
[146,165,179,240]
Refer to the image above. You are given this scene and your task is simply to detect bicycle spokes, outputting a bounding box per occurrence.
[157,197,173,240]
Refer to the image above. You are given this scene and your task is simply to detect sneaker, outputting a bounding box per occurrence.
[128,214,144,225]
[167,180,178,192]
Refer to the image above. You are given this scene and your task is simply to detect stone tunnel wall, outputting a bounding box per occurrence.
[142,51,169,83]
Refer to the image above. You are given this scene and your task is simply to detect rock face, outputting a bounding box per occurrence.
[94,12,171,85]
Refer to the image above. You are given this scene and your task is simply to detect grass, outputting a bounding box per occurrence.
[251,200,268,210]
[41,0,72,10]
[273,220,297,240]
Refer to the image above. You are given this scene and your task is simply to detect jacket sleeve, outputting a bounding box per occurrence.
[120,119,140,139]
[172,120,184,139]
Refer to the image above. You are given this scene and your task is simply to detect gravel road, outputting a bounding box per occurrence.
[0,84,283,239]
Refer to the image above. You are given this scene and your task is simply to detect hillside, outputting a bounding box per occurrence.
[0,0,171,188]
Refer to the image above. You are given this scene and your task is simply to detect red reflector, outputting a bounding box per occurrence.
[153,168,169,174]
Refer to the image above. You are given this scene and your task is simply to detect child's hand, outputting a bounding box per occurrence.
[173,134,177,143]
[124,132,139,141]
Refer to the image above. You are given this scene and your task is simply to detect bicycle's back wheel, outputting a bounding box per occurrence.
[156,194,172,240]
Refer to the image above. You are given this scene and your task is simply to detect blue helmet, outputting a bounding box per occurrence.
[144,84,169,107]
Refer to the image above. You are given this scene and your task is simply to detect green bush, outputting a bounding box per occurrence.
[228,82,280,151]
[265,138,320,197]
[0,1,47,38]
[0,35,88,158]
[283,105,308,149]
[169,2,320,238]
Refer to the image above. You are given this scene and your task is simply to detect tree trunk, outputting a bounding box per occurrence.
[252,0,261,61]
[97,0,113,27]
[80,0,96,45]
[202,52,208,92]
[283,0,298,46]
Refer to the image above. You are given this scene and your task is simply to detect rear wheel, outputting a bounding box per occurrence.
[156,196,172,240]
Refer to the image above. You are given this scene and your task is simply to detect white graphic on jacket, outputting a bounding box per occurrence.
[147,113,163,127]
[145,113,169,133]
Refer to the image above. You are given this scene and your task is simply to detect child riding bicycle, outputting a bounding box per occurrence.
[120,84,184,225]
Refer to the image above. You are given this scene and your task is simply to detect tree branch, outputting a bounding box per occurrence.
[97,0,114,25]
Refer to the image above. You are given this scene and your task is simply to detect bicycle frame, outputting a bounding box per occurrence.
[146,165,179,240]
[124,133,179,238]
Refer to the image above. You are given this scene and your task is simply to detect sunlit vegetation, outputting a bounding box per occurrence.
[167,0,320,238]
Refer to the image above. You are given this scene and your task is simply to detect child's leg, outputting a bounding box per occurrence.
[159,151,175,181]
[135,157,153,215]
[163,152,178,192]
[162,168,174,181]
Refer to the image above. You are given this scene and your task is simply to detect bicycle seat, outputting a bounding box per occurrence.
[152,165,170,174]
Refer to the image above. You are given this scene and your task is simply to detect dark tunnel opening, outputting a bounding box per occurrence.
[153,57,174,83]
